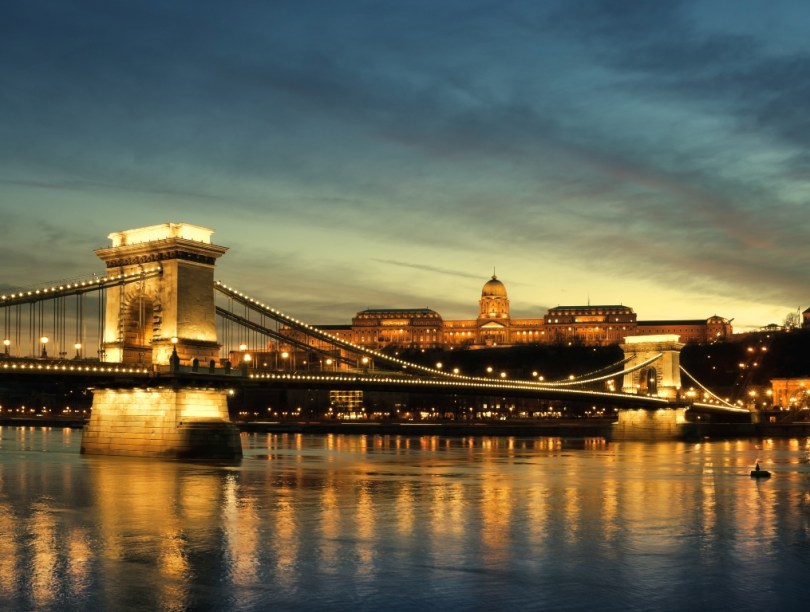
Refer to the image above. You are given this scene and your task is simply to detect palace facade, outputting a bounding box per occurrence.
[288,275,732,352]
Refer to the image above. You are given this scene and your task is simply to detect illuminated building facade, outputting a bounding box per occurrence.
[770,378,810,409]
[277,274,732,355]
[543,305,636,346]
[352,308,444,349]
[637,317,732,344]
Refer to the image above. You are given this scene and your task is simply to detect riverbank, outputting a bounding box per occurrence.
[238,419,617,438]
[0,416,88,428]
[3,417,810,438]
[238,419,810,439]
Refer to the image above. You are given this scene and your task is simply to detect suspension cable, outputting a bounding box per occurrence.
[679,364,738,409]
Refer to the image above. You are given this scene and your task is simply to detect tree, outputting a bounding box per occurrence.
[783,310,801,329]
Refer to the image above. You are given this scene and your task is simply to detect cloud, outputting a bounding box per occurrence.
[371,259,488,281]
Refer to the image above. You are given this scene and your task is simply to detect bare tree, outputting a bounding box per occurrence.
[783,310,801,329]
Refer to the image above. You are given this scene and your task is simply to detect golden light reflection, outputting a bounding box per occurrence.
[0,504,18,594]
[4,430,810,609]
[274,499,299,588]
[222,472,260,587]
[395,483,415,536]
[28,504,58,608]
[562,486,580,544]
[66,528,92,597]
[319,479,340,572]
[354,482,377,579]
[699,453,717,536]
[480,475,512,565]
[601,478,619,542]
[524,484,549,546]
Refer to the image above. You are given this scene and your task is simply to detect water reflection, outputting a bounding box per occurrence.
[1,429,810,610]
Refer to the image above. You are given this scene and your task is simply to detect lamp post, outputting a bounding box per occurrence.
[40,336,49,358]
[325,357,333,372]
[281,351,289,372]
[242,352,252,376]
[3,338,9,356]
[74,342,82,360]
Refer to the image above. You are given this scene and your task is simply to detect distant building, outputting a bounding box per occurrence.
[543,305,636,346]
[803,307,810,328]
[637,316,732,344]
[278,274,733,354]
[352,308,444,349]
[770,378,810,409]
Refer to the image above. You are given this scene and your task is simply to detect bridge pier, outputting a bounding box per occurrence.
[81,385,242,459]
[612,407,689,441]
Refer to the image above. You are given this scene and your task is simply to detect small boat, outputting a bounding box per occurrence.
[750,463,771,478]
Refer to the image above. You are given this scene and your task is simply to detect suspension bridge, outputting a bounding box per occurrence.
[0,223,750,457]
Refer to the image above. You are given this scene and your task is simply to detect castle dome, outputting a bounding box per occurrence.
[481,275,507,298]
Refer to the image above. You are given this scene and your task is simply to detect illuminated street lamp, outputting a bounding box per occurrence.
[40,336,49,358]
[325,357,334,371]
[74,342,82,359]
[281,351,289,371]
[3,338,9,356]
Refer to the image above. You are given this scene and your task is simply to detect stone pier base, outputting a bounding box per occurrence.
[612,408,688,441]
[81,387,242,459]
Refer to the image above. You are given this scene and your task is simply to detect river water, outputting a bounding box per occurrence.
[1,427,809,611]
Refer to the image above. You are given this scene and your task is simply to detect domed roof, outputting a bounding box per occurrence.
[481,274,507,298]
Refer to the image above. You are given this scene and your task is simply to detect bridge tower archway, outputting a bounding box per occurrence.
[95,223,228,365]
[118,284,160,365]
[639,367,658,395]
[619,335,685,399]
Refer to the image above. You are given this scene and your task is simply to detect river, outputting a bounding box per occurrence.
[1,427,809,611]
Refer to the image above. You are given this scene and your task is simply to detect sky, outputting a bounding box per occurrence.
[2,0,809,330]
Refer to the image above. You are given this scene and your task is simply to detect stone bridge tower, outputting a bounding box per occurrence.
[95,223,227,366]
[619,335,685,399]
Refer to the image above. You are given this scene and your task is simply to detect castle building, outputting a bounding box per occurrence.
[636,316,732,344]
[543,305,636,346]
[275,275,732,357]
